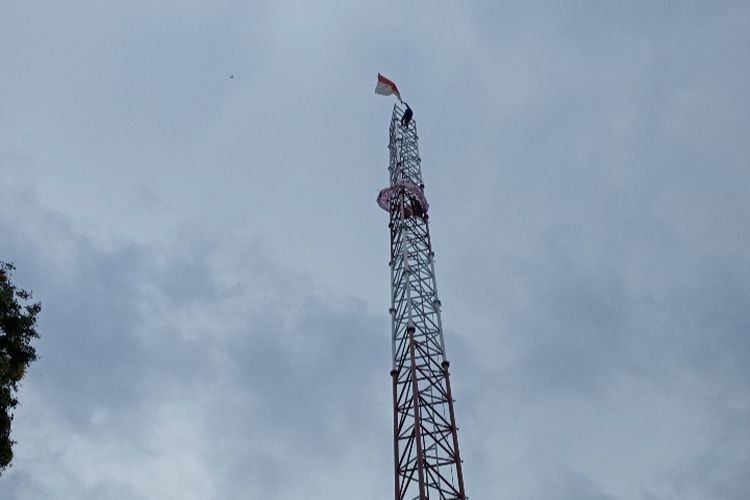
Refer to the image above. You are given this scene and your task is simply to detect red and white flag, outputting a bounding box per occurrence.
[375,73,401,100]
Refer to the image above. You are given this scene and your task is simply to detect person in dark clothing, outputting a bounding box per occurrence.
[400,104,413,126]
[410,198,425,219]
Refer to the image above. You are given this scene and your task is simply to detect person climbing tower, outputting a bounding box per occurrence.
[400,103,413,127]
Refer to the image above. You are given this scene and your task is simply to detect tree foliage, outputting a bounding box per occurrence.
[0,262,40,473]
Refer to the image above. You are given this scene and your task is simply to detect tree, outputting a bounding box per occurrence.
[0,262,40,473]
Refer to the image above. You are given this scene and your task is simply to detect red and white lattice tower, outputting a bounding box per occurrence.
[377,102,467,500]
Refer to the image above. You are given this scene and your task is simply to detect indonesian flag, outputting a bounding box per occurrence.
[375,73,401,100]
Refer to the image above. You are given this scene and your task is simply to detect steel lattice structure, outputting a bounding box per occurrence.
[378,103,467,500]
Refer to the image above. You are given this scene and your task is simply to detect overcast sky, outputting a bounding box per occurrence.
[1,2,749,499]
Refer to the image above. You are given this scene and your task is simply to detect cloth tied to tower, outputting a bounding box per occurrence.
[377,179,429,218]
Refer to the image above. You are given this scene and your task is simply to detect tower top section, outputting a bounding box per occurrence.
[377,103,428,220]
[388,102,420,184]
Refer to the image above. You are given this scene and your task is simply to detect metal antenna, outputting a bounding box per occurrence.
[377,103,467,500]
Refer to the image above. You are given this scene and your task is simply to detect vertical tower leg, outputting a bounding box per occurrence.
[443,361,467,500]
[408,326,427,500]
[391,369,401,500]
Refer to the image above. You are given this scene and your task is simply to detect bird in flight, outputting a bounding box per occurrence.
[229,75,234,79]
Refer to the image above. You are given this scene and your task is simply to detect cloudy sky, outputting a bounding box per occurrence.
[1,1,749,499]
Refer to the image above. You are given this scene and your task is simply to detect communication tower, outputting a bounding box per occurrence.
[377,102,467,500]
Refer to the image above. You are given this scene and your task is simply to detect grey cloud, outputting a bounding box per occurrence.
[529,464,617,500]
[2,1,749,499]
[0,189,392,498]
